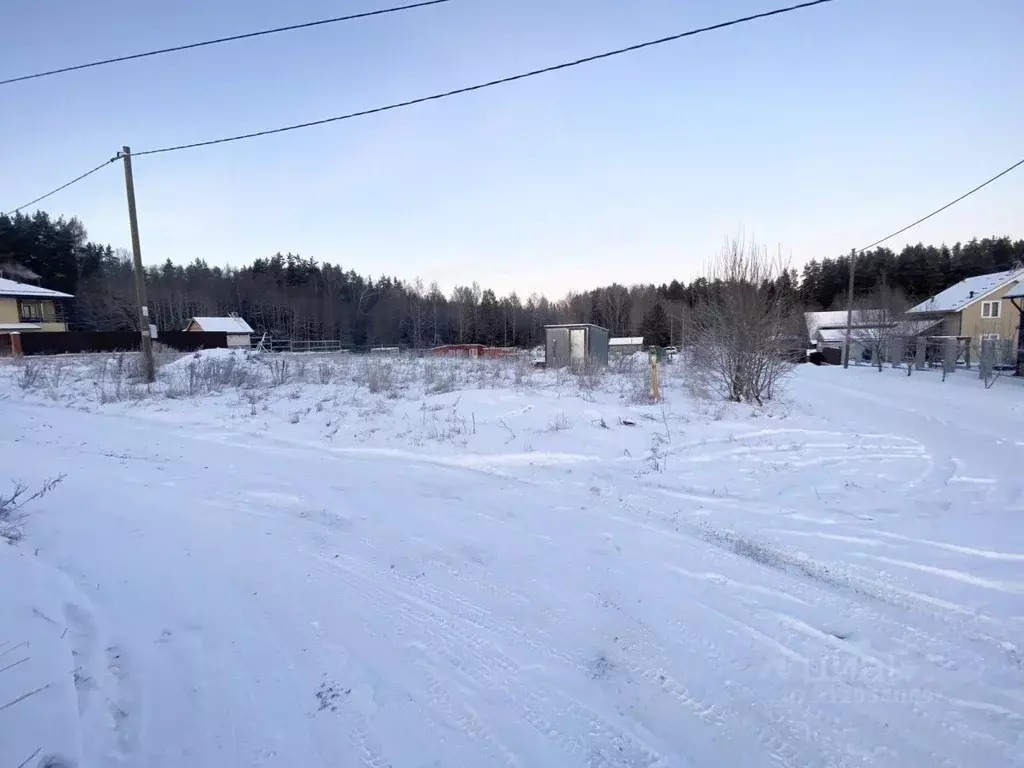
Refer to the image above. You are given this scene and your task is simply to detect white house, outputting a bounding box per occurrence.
[609,336,644,355]
[804,310,887,362]
[183,314,255,348]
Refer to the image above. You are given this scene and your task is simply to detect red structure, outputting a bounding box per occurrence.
[431,344,518,359]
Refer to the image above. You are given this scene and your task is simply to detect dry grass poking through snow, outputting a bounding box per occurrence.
[0,350,788,463]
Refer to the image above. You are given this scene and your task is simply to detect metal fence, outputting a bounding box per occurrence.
[885,336,1017,377]
[251,337,347,354]
[979,338,1017,378]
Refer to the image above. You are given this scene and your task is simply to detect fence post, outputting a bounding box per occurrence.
[979,339,993,381]
[890,337,905,369]
[942,338,957,378]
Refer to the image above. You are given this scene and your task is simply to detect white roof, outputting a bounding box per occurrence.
[816,328,853,344]
[0,277,73,299]
[804,310,877,338]
[1004,285,1024,301]
[187,316,254,333]
[0,322,42,331]
[893,316,944,337]
[908,269,1024,314]
[609,337,644,346]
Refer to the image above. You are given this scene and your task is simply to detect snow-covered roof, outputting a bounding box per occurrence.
[0,277,73,299]
[1004,284,1024,301]
[815,328,851,344]
[893,317,944,337]
[0,322,42,331]
[186,316,254,334]
[908,269,1024,314]
[609,337,644,346]
[804,310,878,338]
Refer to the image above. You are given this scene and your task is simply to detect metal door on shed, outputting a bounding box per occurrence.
[570,328,586,363]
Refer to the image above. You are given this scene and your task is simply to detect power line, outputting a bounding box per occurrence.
[136,0,839,156]
[857,157,1024,253]
[4,156,120,217]
[0,0,453,87]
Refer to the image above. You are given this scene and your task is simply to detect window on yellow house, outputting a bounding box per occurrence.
[981,301,1001,318]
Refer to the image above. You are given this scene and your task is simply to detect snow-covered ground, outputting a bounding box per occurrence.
[1,351,1023,767]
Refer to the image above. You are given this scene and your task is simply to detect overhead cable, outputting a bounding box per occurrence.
[0,0,453,87]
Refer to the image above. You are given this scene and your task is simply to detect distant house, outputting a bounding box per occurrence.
[183,314,254,348]
[0,277,72,355]
[905,269,1023,355]
[609,336,644,355]
[804,310,887,362]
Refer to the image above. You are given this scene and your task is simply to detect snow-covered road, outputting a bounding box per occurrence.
[2,364,1023,767]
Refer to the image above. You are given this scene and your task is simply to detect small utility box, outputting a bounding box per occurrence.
[544,323,610,368]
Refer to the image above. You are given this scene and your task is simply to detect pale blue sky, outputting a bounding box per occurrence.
[2,0,1021,296]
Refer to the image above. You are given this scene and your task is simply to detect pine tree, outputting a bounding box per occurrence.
[640,303,671,347]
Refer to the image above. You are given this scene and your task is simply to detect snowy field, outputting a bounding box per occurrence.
[1,350,1023,768]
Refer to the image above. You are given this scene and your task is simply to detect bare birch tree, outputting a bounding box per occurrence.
[850,282,909,371]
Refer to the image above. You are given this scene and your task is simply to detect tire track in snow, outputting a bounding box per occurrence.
[856,530,1024,562]
[314,552,669,768]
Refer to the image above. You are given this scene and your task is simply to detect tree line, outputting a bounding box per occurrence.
[2,210,1021,348]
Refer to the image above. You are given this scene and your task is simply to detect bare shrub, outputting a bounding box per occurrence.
[628,363,654,405]
[1,476,64,543]
[611,350,655,404]
[17,361,44,390]
[420,403,469,443]
[166,352,254,396]
[473,359,506,389]
[423,361,458,394]
[686,238,796,405]
[572,358,603,399]
[164,378,184,399]
[151,342,180,369]
[266,358,291,386]
[293,359,308,382]
[355,357,397,395]
[547,411,574,432]
[848,281,910,371]
[317,362,335,385]
[47,359,71,390]
[513,356,537,388]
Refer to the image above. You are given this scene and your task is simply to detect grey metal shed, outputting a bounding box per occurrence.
[544,323,610,368]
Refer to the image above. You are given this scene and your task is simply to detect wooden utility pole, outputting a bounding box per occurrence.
[649,349,661,402]
[120,146,155,383]
[842,247,856,369]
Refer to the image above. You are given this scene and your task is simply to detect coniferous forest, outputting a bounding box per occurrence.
[2,210,1022,348]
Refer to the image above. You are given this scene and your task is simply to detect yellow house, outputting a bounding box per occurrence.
[0,277,72,355]
[905,268,1023,360]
